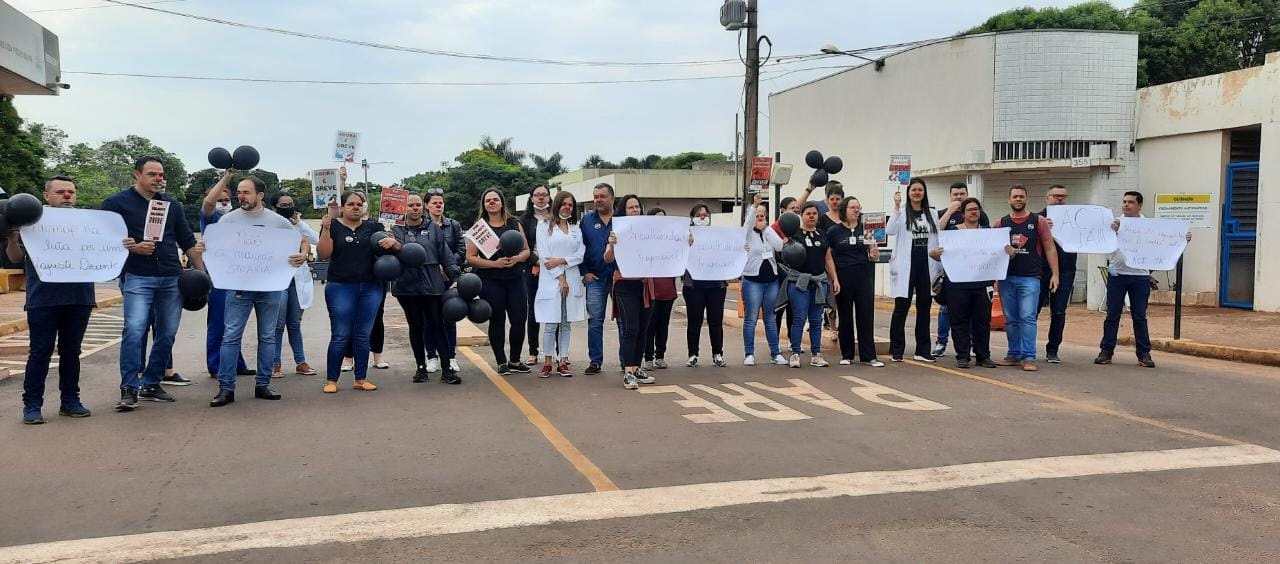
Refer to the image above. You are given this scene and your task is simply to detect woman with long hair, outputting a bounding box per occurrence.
[534,191,585,377]
[887,178,941,362]
[316,191,384,392]
[390,192,462,385]
[643,207,677,370]
[605,194,655,390]
[741,201,787,366]
[683,202,728,368]
[782,202,837,367]
[520,184,553,365]
[825,196,884,367]
[423,189,465,374]
[930,197,1009,369]
[467,188,532,374]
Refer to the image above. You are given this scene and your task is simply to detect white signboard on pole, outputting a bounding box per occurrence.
[333,131,359,163]
[1046,205,1118,254]
[20,208,128,283]
[202,223,303,291]
[1153,193,1213,229]
[310,168,340,208]
[686,226,748,281]
[937,228,1011,283]
[1117,217,1189,271]
[612,216,689,278]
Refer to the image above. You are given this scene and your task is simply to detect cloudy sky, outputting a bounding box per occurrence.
[12,0,1087,185]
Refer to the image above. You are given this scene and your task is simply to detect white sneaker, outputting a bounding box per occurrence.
[773,354,789,365]
[687,356,698,367]
[839,359,852,366]
[712,354,726,367]
[861,359,886,368]
[425,358,440,373]
[653,358,668,369]
[642,360,652,370]
[623,372,639,390]
[449,359,459,372]
[744,354,756,366]
[810,354,829,367]
[788,354,801,368]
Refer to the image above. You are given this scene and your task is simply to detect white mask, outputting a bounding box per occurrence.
[558,211,573,220]
[534,203,551,212]
[691,217,711,226]
[214,202,232,214]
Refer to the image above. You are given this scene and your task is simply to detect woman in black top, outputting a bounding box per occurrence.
[317,191,385,393]
[605,194,654,390]
[390,193,462,384]
[466,188,532,375]
[825,196,883,366]
[783,202,838,368]
[519,184,553,365]
[682,202,728,368]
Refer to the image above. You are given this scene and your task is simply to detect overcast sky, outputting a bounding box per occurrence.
[12,0,1088,185]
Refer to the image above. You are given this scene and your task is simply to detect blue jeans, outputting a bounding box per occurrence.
[274,281,306,366]
[325,281,384,381]
[741,278,780,357]
[119,274,182,390]
[936,306,950,346]
[206,288,247,374]
[1100,274,1151,358]
[788,280,826,355]
[586,277,612,366]
[218,290,283,391]
[999,276,1040,361]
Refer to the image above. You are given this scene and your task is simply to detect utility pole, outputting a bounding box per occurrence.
[359,159,394,191]
[740,0,760,207]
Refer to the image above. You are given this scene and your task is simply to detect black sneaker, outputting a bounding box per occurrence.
[956,358,971,369]
[115,387,139,412]
[58,402,92,418]
[138,384,175,403]
[976,358,998,368]
[441,369,462,385]
[1137,355,1156,368]
[413,367,430,383]
[496,363,512,375]
[508,362,532,374]
[1046,354,1061,364]
[1093,352,1113,365]
[162,373,193,386]
[236,368,257,376]
[912,354,936,363]
[584,363,602,375]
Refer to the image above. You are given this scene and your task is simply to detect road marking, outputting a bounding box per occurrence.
[4,444,1276,563]
[459,347,618,492]
[907,361,1246,445]
[0,312,122,378]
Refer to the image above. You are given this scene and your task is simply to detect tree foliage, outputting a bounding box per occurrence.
[0,95,48,198]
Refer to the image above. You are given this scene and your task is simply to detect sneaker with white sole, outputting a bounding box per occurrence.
[838,359,852,366]
[810,354,829,367]
[913,354,937,363]
[744,354,756,366]
[712,354,726,367]
[686,356,698,367]
[622,372,639,390]
[642,360,652,370]
[426,358,440,373]
[931,343,947,357]
[773,354,789,365]
[788,353,801,368]
[861,359,886,368]
[653,358,668,369]
[635,370,656,384]
[449,359,460,372]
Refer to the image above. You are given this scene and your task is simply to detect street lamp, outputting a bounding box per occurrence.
[820,43,885,71]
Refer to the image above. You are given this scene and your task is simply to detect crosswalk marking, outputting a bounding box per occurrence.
[0,312,123,378]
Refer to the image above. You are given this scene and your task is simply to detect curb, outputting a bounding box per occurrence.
[1121,336,1280,367]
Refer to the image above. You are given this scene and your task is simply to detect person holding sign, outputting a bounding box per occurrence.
[1037,185,1076,364]
[825,196,883,367]
[534,191,585,377]
[887,178,941,363]
[7,177,96,424]
[782,202,837,368]
[683,203,728,368]
[1095,191,1192,368]
[467,188,532,375]
[101,157,205,412]
[643,208,679,371]
[207,178,306,407]
[200,170,251,378]
[317,191,385,393]
[929,198,1011,369]
[992,186,1059,372]
[741,200,786,367]
[605,195,656,389]
[424,189,465,374]
[390,193,462,385]
[931,182,990,358]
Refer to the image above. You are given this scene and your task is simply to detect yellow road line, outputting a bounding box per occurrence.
[460,347,619,492]
[907,360,1246,445]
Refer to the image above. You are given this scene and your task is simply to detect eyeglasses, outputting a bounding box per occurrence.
[426,188,445,195]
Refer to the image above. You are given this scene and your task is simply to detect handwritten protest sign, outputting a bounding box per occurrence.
[686,226,748,281]
[1046,205,1117,254]
[20,208,128,283]
[311,168,340,208]
[1118,217,1189,271]
[202,223,303,292]
[937,228,1010,283]
[334,131,359,162]
[464,221,500,259]
[612,216,689,278]
[143,199,169,241]
[378,186,409,229]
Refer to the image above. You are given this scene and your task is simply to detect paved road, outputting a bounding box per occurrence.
[1,290,1278,562]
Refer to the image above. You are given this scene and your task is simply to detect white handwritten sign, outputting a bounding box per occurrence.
[687,226,748,281]
[333,131,359,162]
[1118,217,1189,271]
[937,228,1010,283]
[612,216,689,278]
[464,221,500,259]
[1046,205,1117,254]
[311,168,340,208]
[202,223,303,291]
[20,208,128,283]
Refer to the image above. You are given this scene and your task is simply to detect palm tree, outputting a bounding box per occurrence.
[531,152,565,177]
[479,135,526,166]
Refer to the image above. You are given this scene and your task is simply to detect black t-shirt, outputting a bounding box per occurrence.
[475,218,524,281]
[795,228,828,276]
[1038,208,1077,273]
[826,222,871,270]
[817,213,839,235]
[326,219,383,283]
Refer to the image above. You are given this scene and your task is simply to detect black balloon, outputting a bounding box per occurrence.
[442,297,469,323]
[369,231,389,253]
[499,230,525,256]
[4,193,42,227]
[781,240,807,268]
[373,254,402,281]
[231,145,260,171]
[178,269,212,298]
[778,211,801,237]
[456,272,482,300]
[399,242,427,267]
[805,150,824,169]
[810,169,829,188]
[467,298,492,324]
[182,295,208,312]
[442,287,461,303]
[823,156,843,175]
[208,147,233,169]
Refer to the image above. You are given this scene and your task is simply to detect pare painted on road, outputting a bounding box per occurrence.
[638,376,950,423]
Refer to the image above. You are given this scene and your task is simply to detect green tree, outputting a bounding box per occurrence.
[530,152,565,177]
[0,95,48,197]
[580,154,616,169]
[655,151,727,170]
[478,135,526,166]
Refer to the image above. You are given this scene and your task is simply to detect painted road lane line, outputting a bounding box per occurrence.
[3,444,1277,563]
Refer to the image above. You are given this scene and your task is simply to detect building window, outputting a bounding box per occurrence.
[993,140,1116,162]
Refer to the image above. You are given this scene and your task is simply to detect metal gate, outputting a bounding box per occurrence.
[1220,162,1259,308]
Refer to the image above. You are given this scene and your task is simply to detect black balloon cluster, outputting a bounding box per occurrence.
[444,273,491,324]
[804,149,843,188]
[208,146,261,171]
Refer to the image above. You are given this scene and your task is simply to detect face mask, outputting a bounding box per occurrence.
[276,206,294,219]
[691,217,710,226]
[559,211,573,220]
[534,202,550,212]
[215,202,232,213]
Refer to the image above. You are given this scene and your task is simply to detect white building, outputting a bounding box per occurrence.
[525,164,745,226]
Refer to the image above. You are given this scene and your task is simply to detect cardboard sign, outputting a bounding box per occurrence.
[333,130,359,163]
[378,186,409,228]
[749,156,773,192]
[937,228,1011,283]
[862,212,887,247]
[686,226,749,281]
[202,223,303,292]
[1154,193,1213,229]
[1118,217,1189,271]
[465,220,500,259]
[888,154,912,186]
[143,199,170,242]
[311,168,340,209]
[20,208,129,283]
[1046,205,1118,254]
[612,216,690,278]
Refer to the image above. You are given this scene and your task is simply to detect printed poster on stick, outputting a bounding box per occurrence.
[748,156,773,193]
[378,186,409,228]
[888,154,912,186]
[333,130,359,163]
[143,199,170,242]
[311,168,340,209]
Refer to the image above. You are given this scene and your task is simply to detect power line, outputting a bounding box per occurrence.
[27,0,184,13]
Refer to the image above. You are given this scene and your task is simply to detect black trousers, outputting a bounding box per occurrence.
[835,266,877,362]
[684,286,726,357]
[645,298,675,362]
[23,305,92,409]
[890,253,933,358]
[525,272,539,358]
[480,276,527,366]
[946,285,992,362]
[395,294,452,369]
[346,291,385,357]
[614,280,652,367]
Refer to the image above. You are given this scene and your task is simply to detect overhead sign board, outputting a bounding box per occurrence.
[0,1,61,95]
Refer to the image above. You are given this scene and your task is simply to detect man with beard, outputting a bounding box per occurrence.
[992,185,1059,372]
[1037,185,1076,364]
[199,170,252,378]
[579,183,616,375]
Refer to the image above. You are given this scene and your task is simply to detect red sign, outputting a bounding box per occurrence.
[749,156,773,192]
[378,186,409,227]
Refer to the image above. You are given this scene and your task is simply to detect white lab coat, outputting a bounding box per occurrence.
[886,206,941,299]
[534,220,586,323]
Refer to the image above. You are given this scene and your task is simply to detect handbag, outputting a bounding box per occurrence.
[931,272,948,306]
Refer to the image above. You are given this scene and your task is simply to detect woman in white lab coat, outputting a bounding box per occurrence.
[886,178,942,362]
[534,191,586,377]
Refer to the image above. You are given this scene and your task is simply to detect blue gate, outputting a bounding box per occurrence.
[1220,162,1259,309]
